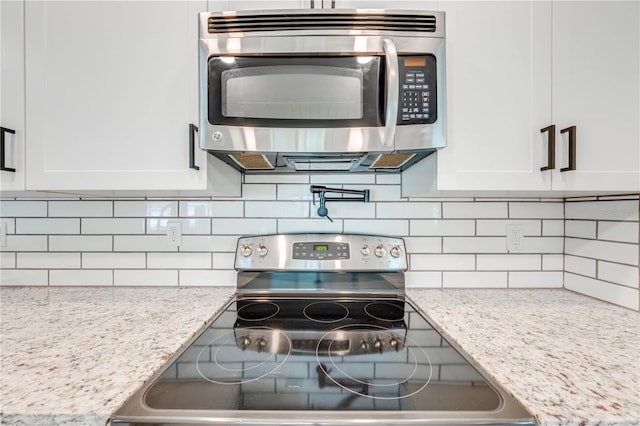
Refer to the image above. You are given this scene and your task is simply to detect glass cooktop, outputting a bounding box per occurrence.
[143,297,501,412]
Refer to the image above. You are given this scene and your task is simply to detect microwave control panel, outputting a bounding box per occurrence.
[397,55,437,125]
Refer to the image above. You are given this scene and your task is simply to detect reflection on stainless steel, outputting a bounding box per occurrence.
[112,234,535,425]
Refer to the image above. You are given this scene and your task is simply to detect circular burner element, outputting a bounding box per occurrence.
[303,301,349,323]
[237,301,280,321]
[364,301,405,322]
[316,324,432,400]
[196,326,291,385]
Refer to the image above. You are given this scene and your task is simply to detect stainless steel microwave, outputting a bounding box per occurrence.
[198,9,446,173]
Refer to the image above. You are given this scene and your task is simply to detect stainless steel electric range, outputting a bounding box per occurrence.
[112,234,535,426]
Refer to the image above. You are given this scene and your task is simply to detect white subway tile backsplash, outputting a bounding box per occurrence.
[212,218,277,235]
[114,236,177,252]
[442,271,508,288]
[2,192,637,311]
[114,270,178,286]
[82,218,145,235]
[405,271,442,288]
[565,273,639,311]
[180,235,238,252]
[212,252,236,269]
[179,269,237,287]
[0,200,47,217]
[277,218,343,234]
[245,201,309,218]
[565,200,639,221]
[17,253,80,269]
[49,236,113,252]
[344,220,408,236]
[508,272,563,288]
[310,174,375,185]
[410,254,475,271]
[598,261,639,289]
[565,220,597,239]
[375,174,401,185]
[542,254,564,271]
[564,255,596,277]
[411,220,475,236]
[476,254,540,271]
[542,220,564,236]
[0,269,48,286]
[244,174,309,184]
[404,237,442,254]
[242,184,277,200]
[146,218,211,235]
[443,202,508,219]
[597,221,639,244]
[377,202,440,219]
[0,252,16,268]
[476,220,540,236]
[16,218,79,235]
[4,235,48,252]
[276,184,313,201]
[82,253,146,269]
[443,237,506,253]
[509,202,563,219]
[565,238,638,266]
[114,200,178,217]
[179,201,244,218]
[147,253,212,269]
[50,270,112,286]
[48,201,112,217]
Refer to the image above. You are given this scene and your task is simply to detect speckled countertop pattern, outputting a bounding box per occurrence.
[406,289,640,426]
[0,286,235,426]
[1,287,639,426]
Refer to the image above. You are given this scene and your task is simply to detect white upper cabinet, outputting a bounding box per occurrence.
[550,1,639,192]
[1,0,26,191]
[434,1,553,192]
[24,0,238,194]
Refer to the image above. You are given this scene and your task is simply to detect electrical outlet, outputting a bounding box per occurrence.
[506,223,524,253]
[0,222,7,248]
[166,221,182,246]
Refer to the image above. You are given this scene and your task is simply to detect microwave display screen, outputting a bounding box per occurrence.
[223,66,363,120]
[403,57,427,67]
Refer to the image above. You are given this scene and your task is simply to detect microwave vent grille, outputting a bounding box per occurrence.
[208,13,437,34]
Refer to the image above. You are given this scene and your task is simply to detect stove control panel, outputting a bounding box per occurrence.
[235,233,407,272]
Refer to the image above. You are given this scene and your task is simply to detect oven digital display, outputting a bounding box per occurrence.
[292,242,350,260]
[313,244,329,252]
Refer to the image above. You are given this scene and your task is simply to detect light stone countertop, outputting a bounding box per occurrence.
[1,287,639,426]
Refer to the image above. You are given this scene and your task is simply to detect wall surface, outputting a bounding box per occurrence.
[1,174,639,311]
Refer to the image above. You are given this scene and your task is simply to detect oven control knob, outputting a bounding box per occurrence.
[360,340,371,352]
[390,246,402,258]
[240,244,252,257]
[389,338,402,351]
[255,337,267,353]
[239,336,251,351]
[256,244,268,257]
[373,338,384,354]
[360,245,370,256]
[374,245,386,258]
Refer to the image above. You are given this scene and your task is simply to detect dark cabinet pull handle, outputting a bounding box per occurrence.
[189,124,200,171]
[1,127,16,173]
[560,126,576,172]
[540,125,555,171]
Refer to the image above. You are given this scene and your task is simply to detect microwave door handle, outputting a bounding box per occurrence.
[382,39,399,149]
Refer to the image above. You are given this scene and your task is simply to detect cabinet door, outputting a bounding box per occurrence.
[25,1,210,191]
[551,1,639,192]
[435,1,553,191]
[0,0,26,191]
